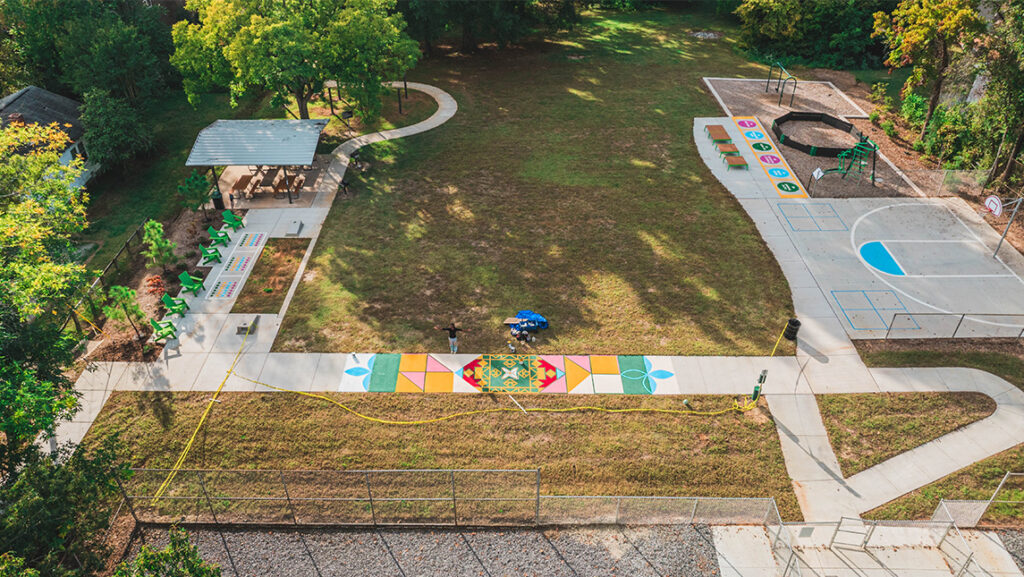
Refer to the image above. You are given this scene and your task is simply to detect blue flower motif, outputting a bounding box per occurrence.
[620,357,675,394]
[344,354,376,390]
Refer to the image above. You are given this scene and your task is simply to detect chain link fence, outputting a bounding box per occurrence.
[933,472,1024,529]
[902,169,989,197]
[886,312,1024,339]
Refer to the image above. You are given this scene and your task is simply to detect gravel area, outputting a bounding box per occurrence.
[125,524,722,577]
[999,530,1024,573]
[706,78,866,121]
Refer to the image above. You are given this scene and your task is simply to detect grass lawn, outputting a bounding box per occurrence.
[818,393,996,478]
[231,238,310,314]
[858,343,1024,390]
[84,391,802,520]
[274,8,795,355]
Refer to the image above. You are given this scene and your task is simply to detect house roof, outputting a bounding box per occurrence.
[0,86,85,142]
[185,119,328,167]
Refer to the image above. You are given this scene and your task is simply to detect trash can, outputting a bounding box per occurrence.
[211,188,225,211]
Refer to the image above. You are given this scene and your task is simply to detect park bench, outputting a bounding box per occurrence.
[149,318,177,341]
[222,210,245,232]
[724,156,749,170]
[705,124,731,144]
[161,293,189,317]
[207,226,230,247]
[716,143,740,158]
[200,244,222,265]
[178,271,206,296]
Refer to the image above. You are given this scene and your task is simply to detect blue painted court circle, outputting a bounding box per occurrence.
[859,241,905,276]
[745,131,765,139]
[768,168,790,178]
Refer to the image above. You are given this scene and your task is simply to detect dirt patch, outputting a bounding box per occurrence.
[231,238,310,314]
[707,78,866,121]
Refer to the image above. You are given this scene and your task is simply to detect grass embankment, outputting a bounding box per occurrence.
[231,238,310,314]
[818,393,996,477]
[856,341,1024,522]
[85,392,803,520]
[275,9,795,355]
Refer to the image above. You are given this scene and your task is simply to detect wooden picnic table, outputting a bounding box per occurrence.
[232,174,255,198]
[705,124,731,143]
[259,167,281,188]
[274,174,305,199]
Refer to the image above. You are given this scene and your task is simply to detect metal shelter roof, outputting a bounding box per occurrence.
[185,119,328,167]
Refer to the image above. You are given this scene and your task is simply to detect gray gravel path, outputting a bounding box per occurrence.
[126,525,721,577]
[999,530,1024,573]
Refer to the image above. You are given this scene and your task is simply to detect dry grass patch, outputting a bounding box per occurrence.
[85,391,802,520]
[232,238,310,314]
[818,392,997,478]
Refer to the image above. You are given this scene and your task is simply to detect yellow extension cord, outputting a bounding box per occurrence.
[150,324,789,502]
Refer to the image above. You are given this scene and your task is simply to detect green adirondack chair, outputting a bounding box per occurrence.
[178,271,205,296]
[207,226,230,247]
[200,244,222,264]
[222,210,245,231]
[161,293,189,317]
[149,318,177,341]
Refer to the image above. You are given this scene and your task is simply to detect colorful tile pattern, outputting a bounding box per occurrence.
[732,116,807,198]
[239,232,267,248]
[338,354,676,395]
[208,280,239,299]
[225,255,254,274]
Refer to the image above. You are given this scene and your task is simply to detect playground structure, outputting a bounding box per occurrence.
[766,62,798,107]
[771,111,878,185]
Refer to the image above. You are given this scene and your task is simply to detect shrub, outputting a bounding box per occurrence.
[881,120,897,138]
[80,89,153,167]
[142,219,179,271]
[901,92,928,127]
[869,110,881,124]
[870,82,890,104]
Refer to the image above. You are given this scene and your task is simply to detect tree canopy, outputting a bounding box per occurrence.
[873,0,984,138]
[113,528,221,577]
[172,0,420,119]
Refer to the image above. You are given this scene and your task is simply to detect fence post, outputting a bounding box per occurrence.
[952,314,966,338]
[450,470,458,527]
[535,469,541,525]
[615,497,621,525]
[365,472,377,526]
[689,498,699,524]
[280,470,298,525]
[198,472,240,577]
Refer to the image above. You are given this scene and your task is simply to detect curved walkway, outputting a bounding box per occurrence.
[694,115,1024,522]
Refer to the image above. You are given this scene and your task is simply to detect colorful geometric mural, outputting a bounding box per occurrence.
[338,353,676,395]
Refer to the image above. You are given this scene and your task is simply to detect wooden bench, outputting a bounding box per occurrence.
[716,143,740,158]
[705,124,731,144]
[724,156,748,170]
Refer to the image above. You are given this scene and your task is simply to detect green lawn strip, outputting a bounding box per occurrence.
[865,445,1024,524]
[818,392,997,478]
[84,392,802,520]
[274,10,795,355]
[230,238,310,314]
[859,347,1024,390]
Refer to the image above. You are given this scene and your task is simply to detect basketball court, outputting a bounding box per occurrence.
[695,115,1024,340]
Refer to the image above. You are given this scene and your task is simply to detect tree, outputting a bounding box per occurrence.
[103,285,146,340]
[0,121,89,320]
[113,528,221,577]
[873,0,985,139]
[0,439,127,577]
[142,219,179,271]
[977,0,1024,181]
[60,17,164,106]
[176,170,212,220]
[0,25,31,96]
[172,0,420,120]
[80,89,153,167]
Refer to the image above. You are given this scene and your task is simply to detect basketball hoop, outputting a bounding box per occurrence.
[984,195,1004,216]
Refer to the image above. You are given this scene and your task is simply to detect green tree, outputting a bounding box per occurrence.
[141,219,179,271]
[80,89,153,167]
[171,0,419,120]
[103,285,145,340]
[0,554,40,577]
[978,0,1024,181]
[0,25,31,96]
[873,0,984,139]
[113,528,221,577]
[60,17,164,106]
[176,170,212,220]
[0,121,89,320]
[0,439,127,577]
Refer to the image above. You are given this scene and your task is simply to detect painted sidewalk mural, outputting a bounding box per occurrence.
[340,354,677,395]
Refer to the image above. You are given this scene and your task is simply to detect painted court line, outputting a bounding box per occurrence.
[732,116,807,198]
